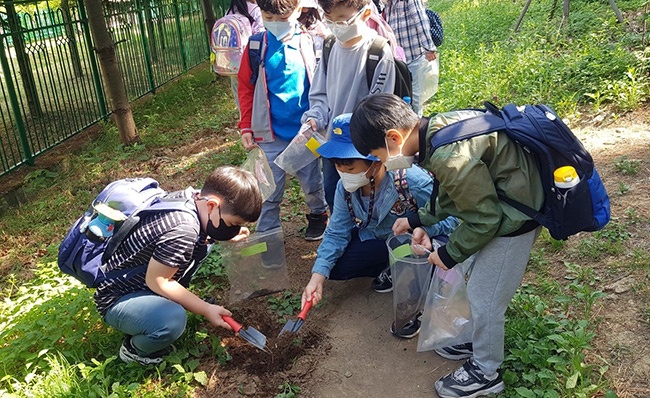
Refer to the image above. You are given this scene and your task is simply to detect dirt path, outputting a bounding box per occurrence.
[300,278,456,397]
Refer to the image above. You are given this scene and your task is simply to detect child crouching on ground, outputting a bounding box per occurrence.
[301,113,458,338]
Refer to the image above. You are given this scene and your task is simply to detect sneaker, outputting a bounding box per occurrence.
[390,312,422,339]
[304,213,328,241]
[119,336,166,366]
[371,267,393,293]
[435,359,504,398]
[435,342,474,360]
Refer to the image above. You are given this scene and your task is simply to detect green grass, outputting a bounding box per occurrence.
[1,0,649,395]
[427,0,649,117]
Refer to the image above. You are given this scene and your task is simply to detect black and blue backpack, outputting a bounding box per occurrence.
[58,178,197,288]
[429,102,610,241]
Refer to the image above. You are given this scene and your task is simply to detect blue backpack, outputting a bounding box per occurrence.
[57,178,197,288]
[429,102,610,241]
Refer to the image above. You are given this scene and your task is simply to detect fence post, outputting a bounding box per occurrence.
[134,0,156,93]
[78,1,108,118]
[0,37,33,166]
[172,0,188,70]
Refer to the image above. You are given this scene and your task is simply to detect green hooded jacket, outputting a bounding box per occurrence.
[408,110,544,268]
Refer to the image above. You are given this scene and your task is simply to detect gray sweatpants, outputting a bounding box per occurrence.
[465,227,541,376]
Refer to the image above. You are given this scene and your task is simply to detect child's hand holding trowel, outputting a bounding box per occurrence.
[302,274,325,308]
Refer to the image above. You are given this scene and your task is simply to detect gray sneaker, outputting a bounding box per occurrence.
[119,336,166,366]
[435,359,504,398]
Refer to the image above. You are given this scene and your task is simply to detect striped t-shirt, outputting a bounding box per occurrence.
[94,210,206,316]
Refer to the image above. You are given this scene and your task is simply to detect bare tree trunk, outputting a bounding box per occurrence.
[5,3,42,117]
[200,0,216,40]
[61,0,84,77]
[84,0,139,145]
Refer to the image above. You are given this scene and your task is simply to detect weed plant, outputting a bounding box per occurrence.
[503,263,607,397]
[268,292,302,320]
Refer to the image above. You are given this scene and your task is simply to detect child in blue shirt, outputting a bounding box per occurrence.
[301,113,458,334]
[238,0,329,241]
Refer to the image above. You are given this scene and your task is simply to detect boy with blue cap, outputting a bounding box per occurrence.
[301,113,458,338]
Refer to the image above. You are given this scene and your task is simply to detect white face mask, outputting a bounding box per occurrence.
[329,21,366,42]
[263,20,295,41]
[383,137,414,171]
[337,169,371,192]
[325,8,367,43]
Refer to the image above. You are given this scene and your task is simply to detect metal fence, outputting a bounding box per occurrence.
[0,0,227,176]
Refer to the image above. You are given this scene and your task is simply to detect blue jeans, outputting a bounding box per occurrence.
[104,290,187,355]
[329,229,389,280]
[322,157,340,213]
[257,138,328,232]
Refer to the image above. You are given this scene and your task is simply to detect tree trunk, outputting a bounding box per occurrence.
[200,0,216,40]
[84,0,139,145]
[61,0,84,77]
[5,3,42,117]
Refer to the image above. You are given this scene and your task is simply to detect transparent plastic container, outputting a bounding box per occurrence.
[417,262,472,352]
[220,227,289,303]
[274,124,326,175]
[386,233,433,331]
[242,147,276,202]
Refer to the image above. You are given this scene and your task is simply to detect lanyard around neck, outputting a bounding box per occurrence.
[344,177,376,228]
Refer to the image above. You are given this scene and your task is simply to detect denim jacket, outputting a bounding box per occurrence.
[312,166,459,278]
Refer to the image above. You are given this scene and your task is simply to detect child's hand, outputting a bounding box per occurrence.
[392,218,412,235]
[302,273,326,308]
[228,227,250,243]
[412,227,448,270]
[411,227,432,252]
[241,132,257,150]
[305,118,318,132]
[425,50,437,61]
[205,304,233,330]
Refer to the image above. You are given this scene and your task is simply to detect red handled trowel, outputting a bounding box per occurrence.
[222,315,270,353]
[278,299,313,337]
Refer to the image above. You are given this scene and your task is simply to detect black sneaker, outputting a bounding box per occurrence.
[371,267,393,293]
[390,312,421,339]
[304,212,328,241]
[435,359,504,398]
[435,342,474,360]
[119,336,167,366]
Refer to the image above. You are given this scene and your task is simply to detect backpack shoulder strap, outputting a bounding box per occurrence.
[248,32,266,85]
[101,195,197,263]
[366,36,388,89]
[322,35,336,75]
[429,112,506,152]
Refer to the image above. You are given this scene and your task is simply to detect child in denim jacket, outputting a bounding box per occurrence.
[301,114,458,328]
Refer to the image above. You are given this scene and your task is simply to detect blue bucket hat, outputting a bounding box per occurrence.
[317,113,379,161]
